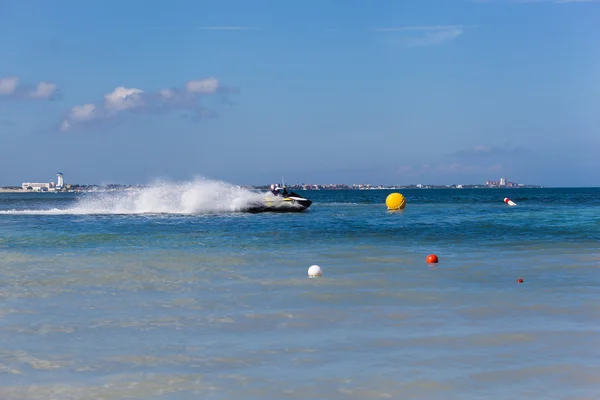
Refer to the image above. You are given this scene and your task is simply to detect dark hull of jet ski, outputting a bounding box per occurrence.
[245,192,312,213]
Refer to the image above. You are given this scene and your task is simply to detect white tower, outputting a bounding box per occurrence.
[500,177,507,187]
[57,172,64,189]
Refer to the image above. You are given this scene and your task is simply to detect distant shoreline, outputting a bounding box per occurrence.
[0,189,75,193]
[0,186,553,194]
[0,189,28,193]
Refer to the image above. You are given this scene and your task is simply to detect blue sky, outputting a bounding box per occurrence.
[1,0,599,187]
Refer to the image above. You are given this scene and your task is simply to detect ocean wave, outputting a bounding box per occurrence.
[0,178,265,215]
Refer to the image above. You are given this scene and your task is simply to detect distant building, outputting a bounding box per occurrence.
[22,171,65,191]
[56,172,64,189]
[486,177,525,188]
[22,182,55,191]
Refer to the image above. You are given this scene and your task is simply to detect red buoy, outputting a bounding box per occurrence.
[426,254,439,263]
[517,278,524,283]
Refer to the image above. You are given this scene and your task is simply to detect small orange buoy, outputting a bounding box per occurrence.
[426,254,439,263]
[517,278,524,283]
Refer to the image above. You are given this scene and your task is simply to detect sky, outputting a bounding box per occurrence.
[1,0,599,187]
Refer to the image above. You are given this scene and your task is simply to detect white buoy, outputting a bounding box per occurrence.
[308,265,323,278]
[504,197,517,206]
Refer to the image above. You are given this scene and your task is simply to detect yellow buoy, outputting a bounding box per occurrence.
[386,192,406,210]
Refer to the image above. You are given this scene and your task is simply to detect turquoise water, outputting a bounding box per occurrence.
[1,184,599,399]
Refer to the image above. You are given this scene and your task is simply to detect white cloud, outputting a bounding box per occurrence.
[473,145,492,153]
[374,25,469,47]
[28,82,58,99]
[60,77,232,132]
[159,89,175,98]
[374,25,466,32]
[71,103,98,121]
[437,163,484,173]
[0,76,19,95]
[185,77,219,94]
[104,87,145,111]
[407,27,464,47]
[60,104,98,132]
[0,76,60,100]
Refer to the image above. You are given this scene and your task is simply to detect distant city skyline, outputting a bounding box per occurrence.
[2,170,544,191]
[1,0,599,187]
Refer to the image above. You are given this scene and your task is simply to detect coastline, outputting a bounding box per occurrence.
[0,189,27,193]
[0,184,546,194]
[0,187,546,194]
[0,189,76,193]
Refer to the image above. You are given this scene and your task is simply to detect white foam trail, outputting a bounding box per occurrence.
[0,178,267,215]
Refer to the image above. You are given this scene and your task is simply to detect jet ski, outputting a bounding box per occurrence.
[245,191,312,213]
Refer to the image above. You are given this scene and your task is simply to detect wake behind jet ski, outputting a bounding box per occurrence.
[245,184,312,213]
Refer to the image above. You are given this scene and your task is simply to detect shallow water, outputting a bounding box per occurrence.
[1,185,599,399]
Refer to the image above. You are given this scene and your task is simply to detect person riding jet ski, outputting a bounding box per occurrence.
[246,185,311,213]
[270,184,288,197]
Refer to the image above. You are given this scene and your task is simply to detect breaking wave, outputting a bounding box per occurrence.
[0,178,266,215]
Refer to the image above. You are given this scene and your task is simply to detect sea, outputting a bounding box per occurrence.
[1,180,599,400]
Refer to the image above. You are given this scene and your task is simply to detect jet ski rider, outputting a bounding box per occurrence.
[270,184,288,196]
